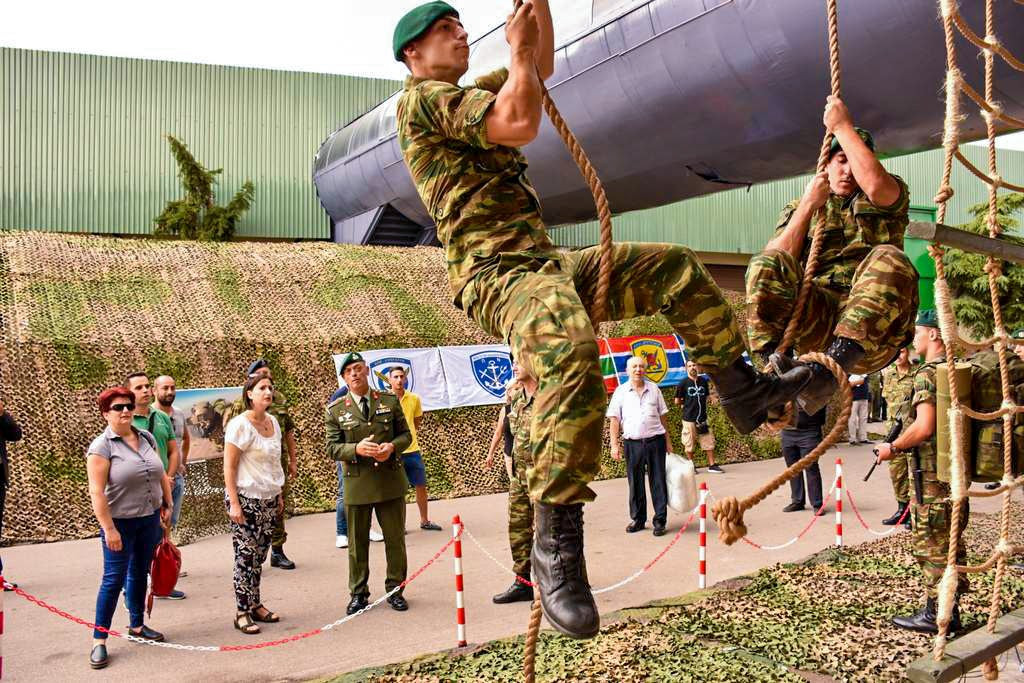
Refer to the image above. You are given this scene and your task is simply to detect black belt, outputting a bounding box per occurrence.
[623,434,665,444]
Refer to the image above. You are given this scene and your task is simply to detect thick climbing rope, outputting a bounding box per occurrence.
[711,0,853,546]
[929,0,1024,667]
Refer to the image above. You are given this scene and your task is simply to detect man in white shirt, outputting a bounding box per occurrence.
[607,357,675,536]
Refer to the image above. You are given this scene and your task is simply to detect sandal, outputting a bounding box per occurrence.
[251,604,280,623]
[234,611,260,634]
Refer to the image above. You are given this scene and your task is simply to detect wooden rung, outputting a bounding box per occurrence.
[906,607,1024,682]
[908,221,1024,265]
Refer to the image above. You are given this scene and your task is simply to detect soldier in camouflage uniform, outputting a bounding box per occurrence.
[224,360,299,570]
[880,347,914,526]
[392,1,810,639]
[752,100,920,416]
[877,310,967,634]
[492,360,537,604]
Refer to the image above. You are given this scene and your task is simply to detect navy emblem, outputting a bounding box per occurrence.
[470,350,512,399]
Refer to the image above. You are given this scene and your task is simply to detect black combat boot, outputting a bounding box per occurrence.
[270,546,296,570]
[882,501,909,526]
[892,597,962,635]
[531,503,599,639]
[710,356,813,434]
[492,577,534,604]
[771,336,866,416]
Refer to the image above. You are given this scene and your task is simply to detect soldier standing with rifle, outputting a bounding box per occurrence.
[875,310,968,634]
[879,347,914,527]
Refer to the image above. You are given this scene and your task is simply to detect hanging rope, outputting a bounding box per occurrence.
[929,0,1024,662]
[712,0,853,546]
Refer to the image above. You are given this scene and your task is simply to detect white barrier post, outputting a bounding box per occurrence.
[452,515,467,647]
[835,459,843,547]
[699,482,708,589]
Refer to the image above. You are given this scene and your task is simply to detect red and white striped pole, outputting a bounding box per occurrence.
[835,459,843,547]
[452,515,467,647]
[698,482,708,589]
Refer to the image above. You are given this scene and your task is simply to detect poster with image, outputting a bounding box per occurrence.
[172,386,242,461]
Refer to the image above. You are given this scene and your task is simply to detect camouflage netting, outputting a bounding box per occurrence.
[0,231,776,544]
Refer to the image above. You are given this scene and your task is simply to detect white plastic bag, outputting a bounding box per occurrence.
[665,452,698,513]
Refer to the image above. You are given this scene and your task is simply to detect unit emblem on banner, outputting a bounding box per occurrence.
[630,338,669,383]
[469,350,512,398]
[368,357,413,392]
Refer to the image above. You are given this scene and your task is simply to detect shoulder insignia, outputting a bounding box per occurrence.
[327,396,345,409]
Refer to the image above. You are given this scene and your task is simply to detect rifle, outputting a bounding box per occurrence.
[865,417,903,482]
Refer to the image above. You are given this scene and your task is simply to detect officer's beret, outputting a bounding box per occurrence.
[393,1,459,61]
[338,352,366,374]
[829,127,875,158]
[1012,329,1024,340]
[916,309,940,329]
[246,358,269,377]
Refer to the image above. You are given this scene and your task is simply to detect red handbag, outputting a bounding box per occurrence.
[146,532,182,617]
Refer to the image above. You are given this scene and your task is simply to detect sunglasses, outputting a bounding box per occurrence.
[108,403,135,413]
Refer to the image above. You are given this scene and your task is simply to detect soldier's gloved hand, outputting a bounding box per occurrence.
[823,95,852,134]
[800,172,829,211]
[356,438,381,458]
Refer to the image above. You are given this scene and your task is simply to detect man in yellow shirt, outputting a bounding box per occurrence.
[389,367,442,531]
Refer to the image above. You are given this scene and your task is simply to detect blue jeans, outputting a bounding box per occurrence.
[170,473,185,528]
[336,462,347,536]
[94,511,162,639]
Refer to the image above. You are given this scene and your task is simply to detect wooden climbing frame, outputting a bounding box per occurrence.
[907,221,1024,266]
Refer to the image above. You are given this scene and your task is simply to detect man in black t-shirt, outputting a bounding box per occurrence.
[674,360,722,473]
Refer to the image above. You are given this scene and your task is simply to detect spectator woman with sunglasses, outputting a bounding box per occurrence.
[86,387,173,669]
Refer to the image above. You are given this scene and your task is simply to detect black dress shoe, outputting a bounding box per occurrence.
[270,547,296,570]
[652,526,667,537]
[532,503,600,639]
[625,521,645,533]
[782,502,805,513]
[493,579,534,604]
[90,643,109,669]
[128,625,164,642]
[387,593,409,611]
[346,594,368,615]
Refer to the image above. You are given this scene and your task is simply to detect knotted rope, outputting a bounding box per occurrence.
[712,0,851,545]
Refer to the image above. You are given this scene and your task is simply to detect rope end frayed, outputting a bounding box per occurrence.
[711,496,747,545]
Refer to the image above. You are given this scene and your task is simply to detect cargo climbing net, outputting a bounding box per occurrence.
[929,0,1024,674]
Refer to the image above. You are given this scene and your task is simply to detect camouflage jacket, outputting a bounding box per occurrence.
[396,68,558,306]
[909,356,943,469]
[507,385,535,473]
[774,176,910,292]
[882,364,915,423]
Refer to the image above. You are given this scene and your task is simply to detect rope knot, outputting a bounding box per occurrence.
[996,538,1013,558]
[989,174,1003,189]
[934,185,955,204]
[983,260,1003,277]
[710,496,747,546]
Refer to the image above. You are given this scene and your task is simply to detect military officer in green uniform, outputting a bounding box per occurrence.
[392,0,810,639]
[326,352,413,615]
[225,360,299,570]
[752,102,920,416]
[880,347,914,527]
[492,360,537,605]
[876,310,967,634]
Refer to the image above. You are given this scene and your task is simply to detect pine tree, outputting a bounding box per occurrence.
[154,135,255,241]
[941,192,1024,338]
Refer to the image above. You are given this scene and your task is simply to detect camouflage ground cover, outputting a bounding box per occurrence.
[0,231,779,544]
[335,504,1024,683]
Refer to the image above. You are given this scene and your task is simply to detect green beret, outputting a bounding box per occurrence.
[916,309,940,329]
[338,352,366,375]
[1011,329,1024,340]
[829,127,875,157]
[393,1,459,61]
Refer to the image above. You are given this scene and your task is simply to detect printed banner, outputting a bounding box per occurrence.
[172,386,242,461]
[332,347,450,411]
[598,335,688,393]
[439,344,513,408]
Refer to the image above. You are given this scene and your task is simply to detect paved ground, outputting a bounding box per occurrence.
[2,440,1015,682]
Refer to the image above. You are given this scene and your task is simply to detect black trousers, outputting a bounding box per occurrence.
[781,428,824,509]
[624,434,668,527]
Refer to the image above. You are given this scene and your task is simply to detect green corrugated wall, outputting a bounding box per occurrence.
[1,47,399,239]
[552,146,1024,253]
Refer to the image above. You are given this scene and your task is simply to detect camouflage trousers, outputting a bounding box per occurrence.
[271,451,290,547]
[463,242,746,505]
[908,456,970,599]
[508,462,534,577]
[888,424,909,503]
[745,245,918,374]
